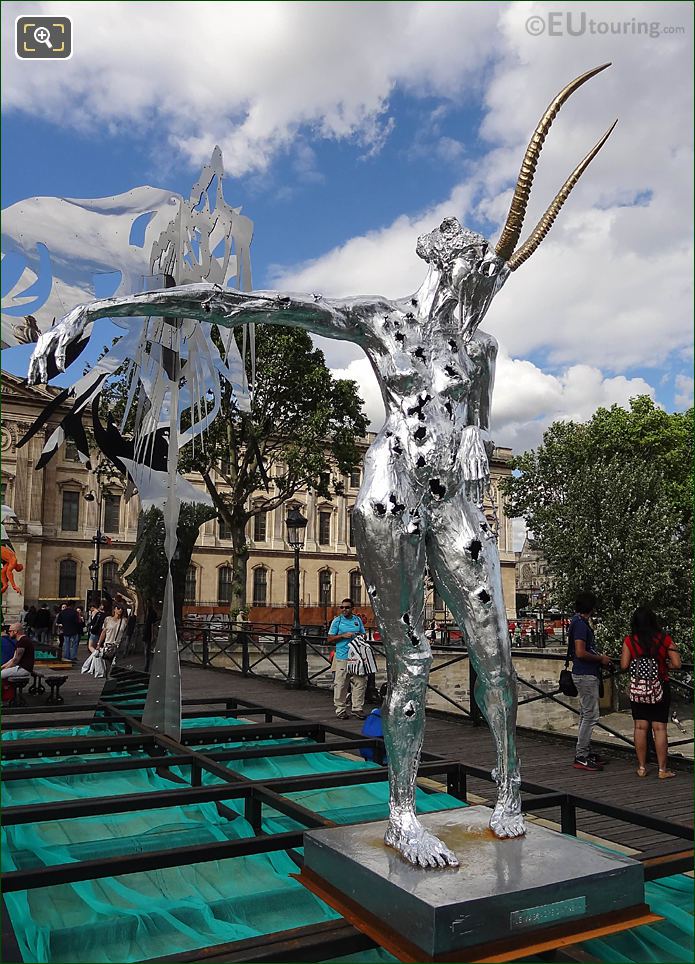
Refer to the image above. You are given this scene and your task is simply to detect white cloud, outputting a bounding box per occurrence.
[674,373,694,409]
[492,352,656,450]
[512,517,528,553]
[3,1,499,176]
[4,1,691,450]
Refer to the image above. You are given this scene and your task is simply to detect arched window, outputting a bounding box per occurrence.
[319,570,332,607]
[102,560,119,592]
[184,566,197,604]
[59,559,77,598]
[218,565,233,605]
[349,570,363,606]
[252,567,268,605]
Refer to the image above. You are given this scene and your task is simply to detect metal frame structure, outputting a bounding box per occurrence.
[2,674,692,963]
[178,623,694,752]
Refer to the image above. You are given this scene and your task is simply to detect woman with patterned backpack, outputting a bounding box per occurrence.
[620,606,681,780]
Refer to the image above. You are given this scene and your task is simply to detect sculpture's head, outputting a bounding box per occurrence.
[417,64,616,336]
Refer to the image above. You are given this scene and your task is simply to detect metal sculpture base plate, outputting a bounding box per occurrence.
[301,806,647,959]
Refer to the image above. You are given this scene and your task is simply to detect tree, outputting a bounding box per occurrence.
[502,397,693,657]
[179,325,368,613]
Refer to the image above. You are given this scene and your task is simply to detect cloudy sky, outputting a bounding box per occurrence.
[2,1,693,465]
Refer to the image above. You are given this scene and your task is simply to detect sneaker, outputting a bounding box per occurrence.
[588,752,607,767]
[336,711,350,720]
[353,710,367,720]
[573,756,601,771]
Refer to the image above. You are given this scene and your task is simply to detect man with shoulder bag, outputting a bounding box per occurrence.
[328,598,368,720]
[568,591,612,771]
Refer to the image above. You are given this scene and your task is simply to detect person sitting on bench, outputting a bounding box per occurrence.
[2,623,35,681]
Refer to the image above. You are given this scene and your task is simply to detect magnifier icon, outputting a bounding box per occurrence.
[33,26,53,49]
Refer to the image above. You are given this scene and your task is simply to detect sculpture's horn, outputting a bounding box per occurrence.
[495,63,612,262]
[508,120,617,271]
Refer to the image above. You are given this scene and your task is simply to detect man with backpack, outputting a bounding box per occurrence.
[569,591,613,771]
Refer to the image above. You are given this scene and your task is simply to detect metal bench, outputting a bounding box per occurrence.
[29,670,46,695]
[5,677,29,707]
[46,674,69,705]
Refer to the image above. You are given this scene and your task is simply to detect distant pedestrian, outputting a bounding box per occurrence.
[24,605,37,636]
[97,603,129,661]
[569,591,612,771]
[328,598,367,720]
[56,601,82,662]
[621,606,681,780]
[34,604,52,647]
[87,603,106,650]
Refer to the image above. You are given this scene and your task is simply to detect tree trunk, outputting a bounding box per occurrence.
[230,514,249,616]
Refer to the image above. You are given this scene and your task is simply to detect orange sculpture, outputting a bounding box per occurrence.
[1,545,23,594]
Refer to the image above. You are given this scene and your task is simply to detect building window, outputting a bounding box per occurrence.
[319,570,332,607]
[59,559,77,598]
[432,587,443,611]
[318,511,331,545]
[349,467,361,488]
[0,481,6,505]
[64,440,80,461]
[254,511,267,542]
[218,566,233,605]
[349,570,363,606]
[252,568,268,605]
[184,566,197,604]
[286,568,297,606]
[102,560,119,591]
[103,494,121,533]
[61,491,80,531]
[219,518,231,540]
[348,509,355,547]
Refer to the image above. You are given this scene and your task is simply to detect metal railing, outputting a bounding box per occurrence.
[178,621,694,754]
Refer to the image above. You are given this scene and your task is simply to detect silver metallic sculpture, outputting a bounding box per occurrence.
[27,67,615,867]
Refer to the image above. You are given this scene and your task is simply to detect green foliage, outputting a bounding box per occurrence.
[101,323,368,613]
[502,397,693,657]
[121,508,167,609]
[180,324,368,610]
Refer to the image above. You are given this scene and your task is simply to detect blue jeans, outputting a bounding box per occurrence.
[64,634,80,660]
[573,674,600,758]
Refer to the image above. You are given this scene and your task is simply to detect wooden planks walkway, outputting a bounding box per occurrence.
[177,663,693,859]
[5,658,691,860]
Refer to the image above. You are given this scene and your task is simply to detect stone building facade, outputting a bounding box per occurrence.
[1,372,517,622]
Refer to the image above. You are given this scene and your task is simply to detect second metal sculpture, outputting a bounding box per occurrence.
[29,66,615,868]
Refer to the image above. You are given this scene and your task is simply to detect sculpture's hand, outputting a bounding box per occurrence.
[28,305,89,384]
[458,425,490,504]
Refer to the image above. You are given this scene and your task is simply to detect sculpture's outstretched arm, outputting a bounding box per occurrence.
[28,283,388,383]
[458,334,497,503]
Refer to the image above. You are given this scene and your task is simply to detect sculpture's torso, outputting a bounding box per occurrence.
[357,297,497,489]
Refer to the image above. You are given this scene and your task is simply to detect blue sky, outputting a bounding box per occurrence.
[2,1,693,456]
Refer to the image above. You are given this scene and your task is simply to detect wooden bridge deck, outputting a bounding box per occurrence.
[174,664,692,861]
[5,659,692,861]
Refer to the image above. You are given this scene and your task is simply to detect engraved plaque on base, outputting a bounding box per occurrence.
[302,805,645,957]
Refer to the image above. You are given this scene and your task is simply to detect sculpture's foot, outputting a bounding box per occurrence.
[384,814,459,868]
[489,802,526,838]
[489,767,525,838]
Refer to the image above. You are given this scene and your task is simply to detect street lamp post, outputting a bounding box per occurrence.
[285,507,308,689]
[84,490,105,603]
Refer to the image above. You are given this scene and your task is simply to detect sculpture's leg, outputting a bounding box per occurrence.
[353,467,458,868]
[427,495,525,839]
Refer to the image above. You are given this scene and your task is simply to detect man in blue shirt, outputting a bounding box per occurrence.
[328,598,367,720]
[569,590,612,771]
